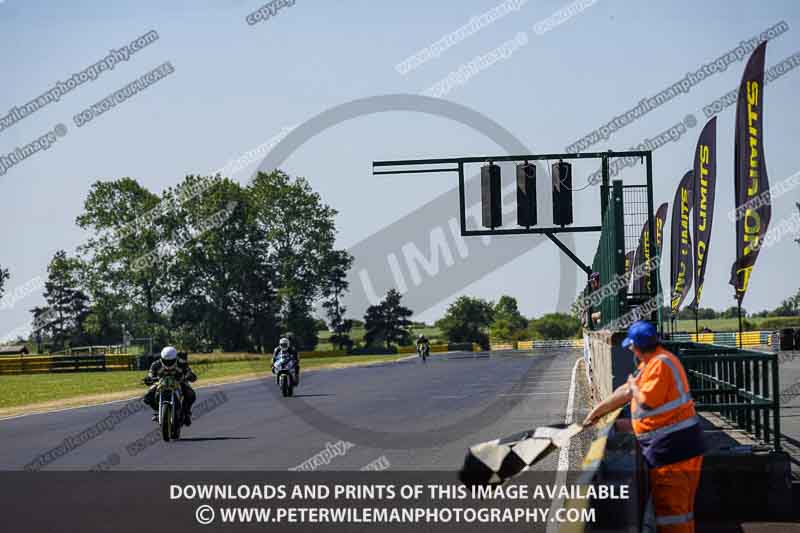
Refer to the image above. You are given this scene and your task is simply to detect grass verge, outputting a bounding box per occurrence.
[0,354,410,413]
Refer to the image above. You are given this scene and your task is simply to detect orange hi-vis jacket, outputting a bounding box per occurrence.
[631,346,705,468]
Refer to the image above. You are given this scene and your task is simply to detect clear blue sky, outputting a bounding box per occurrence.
[1,0,799,336]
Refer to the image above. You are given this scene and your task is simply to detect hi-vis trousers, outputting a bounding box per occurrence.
[649,455,703,532]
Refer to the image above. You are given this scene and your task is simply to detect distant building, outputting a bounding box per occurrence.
[0,345,29,356]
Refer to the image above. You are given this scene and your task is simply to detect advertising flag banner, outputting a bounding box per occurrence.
[671,171,694,313]
[729,42,771,303]
[633,203,667,295]
[692,117,717,308]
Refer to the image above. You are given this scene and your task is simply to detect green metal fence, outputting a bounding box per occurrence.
[590,180,626,328]
[663,341,781,451]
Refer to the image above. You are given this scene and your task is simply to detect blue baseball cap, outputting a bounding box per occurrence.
[622,320,658,350]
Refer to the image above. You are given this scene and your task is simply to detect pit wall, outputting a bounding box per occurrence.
[582,330,634,404]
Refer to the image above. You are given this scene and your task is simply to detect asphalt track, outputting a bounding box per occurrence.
[0,349,589,472]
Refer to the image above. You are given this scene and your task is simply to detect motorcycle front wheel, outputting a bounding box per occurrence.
[161,404,172,442]
[280,374,290,397]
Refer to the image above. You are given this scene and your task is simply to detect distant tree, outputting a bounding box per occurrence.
[528,313,580,340]
[250,170,351,351]
[676,306,716,320]
[721,306,746,319]
[490,295,528,340]
[167,176,274,351]
[772,289,800,317]
[490,318,515,342]
[363,289,413,349]
[322,251,355,351]
[31,251,90,349]
[76,177,170,333]
[436,296,494,348]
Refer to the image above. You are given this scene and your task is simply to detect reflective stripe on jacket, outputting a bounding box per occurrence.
[631,346,705,467]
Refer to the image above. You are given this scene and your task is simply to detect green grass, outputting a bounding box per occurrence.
[315,325,443,351]
[672,317,792,332]
[0,354,410,410]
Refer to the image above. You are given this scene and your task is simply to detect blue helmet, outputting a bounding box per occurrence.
[621,320,658,350]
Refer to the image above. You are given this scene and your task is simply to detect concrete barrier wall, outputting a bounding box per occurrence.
[583,330,614,404]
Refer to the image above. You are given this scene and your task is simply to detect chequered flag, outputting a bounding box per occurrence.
[459,423,583,486]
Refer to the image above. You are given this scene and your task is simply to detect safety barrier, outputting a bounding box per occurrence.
[663,340,782,451]
[490,340,582,350]
[50,344,129,356]
[0,353,136,375]
[668,330,771,347]
[491,339,585,350]
[489,342,517,350]
[491,331,773,353]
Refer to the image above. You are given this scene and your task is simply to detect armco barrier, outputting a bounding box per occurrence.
[489,342,516,351]
[0,353,136,375]
[495,339,585,351]
[446,342,478,352]
[668,330,771,347]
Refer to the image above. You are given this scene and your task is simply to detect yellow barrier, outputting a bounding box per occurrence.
[737,331,762,346]
[559,407,624,533]
[497,339,584,350]
[689,333,715,344]
[396,344,449,355]
[490,342,516,350]
[0,353,136,374]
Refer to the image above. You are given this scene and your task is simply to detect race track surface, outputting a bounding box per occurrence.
[0,349,587,472]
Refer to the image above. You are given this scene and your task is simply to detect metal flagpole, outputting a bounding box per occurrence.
[737,301,743,348]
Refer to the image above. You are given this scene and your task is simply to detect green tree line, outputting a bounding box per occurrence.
[27,170,352,353]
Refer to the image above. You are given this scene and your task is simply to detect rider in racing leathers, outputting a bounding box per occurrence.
[143,346,197,425]
[272,337,300,385]
[416,334,430,355]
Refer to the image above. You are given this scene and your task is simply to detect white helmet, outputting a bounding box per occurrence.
[279,337,290,349]
[160,346,178,367]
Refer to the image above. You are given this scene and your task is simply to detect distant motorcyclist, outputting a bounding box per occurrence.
[416,334,430,355]
[273,337,300,385]
[416,334,430,349]
[143,346,195,424]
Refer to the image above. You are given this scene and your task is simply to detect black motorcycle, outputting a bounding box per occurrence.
[144,370,184,441]
[418,343,430,363]
[273,351,298,397]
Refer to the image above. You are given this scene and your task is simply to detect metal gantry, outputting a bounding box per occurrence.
[373,150,656,286]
